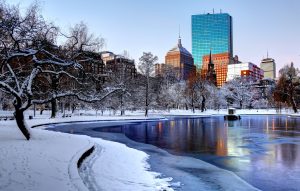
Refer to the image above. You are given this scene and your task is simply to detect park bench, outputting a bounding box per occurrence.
[62,114,72,118]
[0,115,15,121]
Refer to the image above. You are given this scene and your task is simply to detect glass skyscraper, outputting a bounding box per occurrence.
[192,13,233,69]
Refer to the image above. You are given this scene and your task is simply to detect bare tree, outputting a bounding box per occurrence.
[0,3,120,140]
[222,77,255,109]
[138,52,158,117]
[186,74,200,113]
[106,55,136,116]
[274,63,300,113]
[41,22,105,118]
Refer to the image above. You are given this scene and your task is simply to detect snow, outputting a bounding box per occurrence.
[0,109,299,191]
[0,125,92,191]
[0,117,173,191]
[162,108,300,116]
[80,139,173,191]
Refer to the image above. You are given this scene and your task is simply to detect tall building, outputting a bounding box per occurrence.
[260,57,276,79]
[192,13,233,69]
[164,36,196,80]
[202,52,232,87]
[227,62,264,82]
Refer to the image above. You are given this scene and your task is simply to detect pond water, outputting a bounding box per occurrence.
[95,115,300,191]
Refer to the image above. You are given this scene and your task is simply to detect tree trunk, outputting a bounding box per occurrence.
[291,97,298,113]
[145,76,149,117]
[201,95,206,112]
[33,104,36,117]
[120,94,125,116]
[51,99,57,118]
[192,96,195,113]
[51,75,59,118]
[14,109,30,140]
[72,103,76,114]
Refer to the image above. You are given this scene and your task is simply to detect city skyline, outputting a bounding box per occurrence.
[10,0,300,75]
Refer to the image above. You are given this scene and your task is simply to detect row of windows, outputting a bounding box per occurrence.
[192,14,232,67]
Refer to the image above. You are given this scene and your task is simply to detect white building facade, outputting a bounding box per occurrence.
[227,62,264,82]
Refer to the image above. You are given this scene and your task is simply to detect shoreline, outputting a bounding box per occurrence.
[46,117,261,191]
[1,111,299,190]
[0,117,174,191]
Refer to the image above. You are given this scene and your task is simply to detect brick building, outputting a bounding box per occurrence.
[101,51,137,78]
[163,37,196,80]
[201,52,231,87]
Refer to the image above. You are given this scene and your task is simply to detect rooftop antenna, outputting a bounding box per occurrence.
[178,24,182,47]
[267,50,269,58]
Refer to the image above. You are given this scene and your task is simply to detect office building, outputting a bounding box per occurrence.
[260,57,276,79]
[164,36,196,80]
[101,51,137,78]
[192,13,233,69]
[227,62,264,82]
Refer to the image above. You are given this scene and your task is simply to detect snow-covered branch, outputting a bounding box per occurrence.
[0,81,20,99]
[32,88,122,105]
[40,70,84,85]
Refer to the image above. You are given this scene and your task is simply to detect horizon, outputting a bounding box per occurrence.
[9,0,300,75]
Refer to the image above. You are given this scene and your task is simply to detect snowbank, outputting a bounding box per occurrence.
[0,125,92,191]
[80,139,172,191]
[0,119,173,191]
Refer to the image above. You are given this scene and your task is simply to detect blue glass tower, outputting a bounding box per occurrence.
[192,13,233,69]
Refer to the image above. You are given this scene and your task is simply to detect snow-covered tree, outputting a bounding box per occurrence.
[0,3,120,140]
[274,63,300,113]
[157,81,186,110]
[185,73,212,113]
[106,55,137,115]
[138,52,158,117]
[186,75,199,113]
[155,65,183,110]
[222,77,256,109]
[206,85,226,110]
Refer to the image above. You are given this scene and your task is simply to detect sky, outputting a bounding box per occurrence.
[8,0,300,74]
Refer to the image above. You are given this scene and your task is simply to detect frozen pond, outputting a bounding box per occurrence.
[47,115,300,191]
[95,115,300,191]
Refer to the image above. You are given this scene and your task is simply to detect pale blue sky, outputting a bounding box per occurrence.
[9,0,300,73]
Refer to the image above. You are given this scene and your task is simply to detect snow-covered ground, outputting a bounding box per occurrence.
[163,108,299,116]
[0,124,92,191]
[79,139,173,191]
[0,118,173,191]
[0,108,298,191]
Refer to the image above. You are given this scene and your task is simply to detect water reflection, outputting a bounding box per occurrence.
[97,115,300,191]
